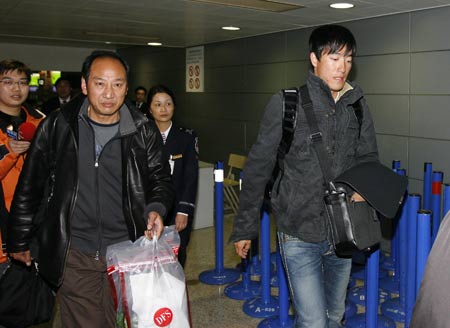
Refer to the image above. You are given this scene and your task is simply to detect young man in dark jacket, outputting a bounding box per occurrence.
[7,51,175,328]
[231,25,378,328]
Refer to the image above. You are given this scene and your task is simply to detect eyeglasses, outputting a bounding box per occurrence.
[0,79,29,88]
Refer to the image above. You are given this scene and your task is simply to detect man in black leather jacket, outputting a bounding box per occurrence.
[7,51,174,328]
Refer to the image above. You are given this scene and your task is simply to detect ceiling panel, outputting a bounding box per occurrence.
[0,0,449,48]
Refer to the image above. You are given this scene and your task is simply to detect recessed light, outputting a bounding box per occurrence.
[105,41,112,44]
[329,3,354,9]
[222,26,240,31]
[147,42,162,46]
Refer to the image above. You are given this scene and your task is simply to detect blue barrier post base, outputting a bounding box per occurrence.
[380,256,395,272]
[345,300,358,319]
[243,296,279,318]
[345,313,396,328]
[249,256,262,278]
[224,280,261,300]
[351,267,388,281]
[378,276,399,294]
[199,268,240,285]
[347,286,390,307]
[258,315,295,328]
[347,277,356,289]
[270,274,278,287]
[380,297,405,323]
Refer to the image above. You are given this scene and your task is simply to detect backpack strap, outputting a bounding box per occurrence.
[353,99,363,137]
[263,88,298,211]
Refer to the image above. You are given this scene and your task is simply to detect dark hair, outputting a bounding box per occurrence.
[81,50,129,82]
[309,25,356,60]
[0,59,31,80]
[147,84,176,107]
[135,86,147,94]
[54,77,71,87]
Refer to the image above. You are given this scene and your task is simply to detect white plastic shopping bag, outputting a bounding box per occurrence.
[107,226,189,328]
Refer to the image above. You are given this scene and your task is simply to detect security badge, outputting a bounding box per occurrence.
[169,154,182,175]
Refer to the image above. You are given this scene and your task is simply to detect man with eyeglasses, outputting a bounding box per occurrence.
[0,59,44,263]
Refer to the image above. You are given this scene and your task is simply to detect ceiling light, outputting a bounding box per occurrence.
[191,0,303,13]
[105,41,112,44]
[329,3,354,9]
[222,26,240,31]
[147,42,162,46]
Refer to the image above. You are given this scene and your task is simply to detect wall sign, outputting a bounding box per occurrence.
[186,46,204,92]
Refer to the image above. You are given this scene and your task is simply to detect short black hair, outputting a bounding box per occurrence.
[135,86,147,94]
[54,77,71,87]
[81,50,129,82]
[147,84,176,107]
[309,25,356,60]
[0,59,31,80]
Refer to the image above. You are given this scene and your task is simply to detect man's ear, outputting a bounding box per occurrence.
[81,78,87,95]
[310,52,319,68]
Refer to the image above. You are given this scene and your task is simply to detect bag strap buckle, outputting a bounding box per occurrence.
[309,132,322,142]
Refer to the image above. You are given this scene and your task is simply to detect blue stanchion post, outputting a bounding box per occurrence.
[443,184,450,219]
[346,248,396,328]
[392,160,401,170]
[431,171,443,243]
[380,168,407,292]
[405,194,420,326]
[423,163,432,210]
[199,161,240,285]
[380,161,401,272]
[225,169,262,299]
[244,211,279,318]
[225,257,261,300]
[258,243,294,327]
[416,210,432,297]
[381,178,408,323]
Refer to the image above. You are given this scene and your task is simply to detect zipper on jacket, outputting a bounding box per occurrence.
[124,136,138,240]
[94,140,102,260]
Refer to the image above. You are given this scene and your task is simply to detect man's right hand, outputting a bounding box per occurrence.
[8,139,30,155]
[10,250,32,266]
[234,240,251,259]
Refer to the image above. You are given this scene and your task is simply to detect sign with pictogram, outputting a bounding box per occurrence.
[186,46,204,92]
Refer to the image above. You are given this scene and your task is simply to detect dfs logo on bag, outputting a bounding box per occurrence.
[154,307,173,327]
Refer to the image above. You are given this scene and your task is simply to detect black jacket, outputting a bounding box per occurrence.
[230,72,378,243]
[164,126,199,223]
[7,95,175,287]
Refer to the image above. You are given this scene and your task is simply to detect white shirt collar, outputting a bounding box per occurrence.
[161,121,173,136]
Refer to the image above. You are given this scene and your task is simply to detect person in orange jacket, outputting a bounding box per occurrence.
[0,59,44,261]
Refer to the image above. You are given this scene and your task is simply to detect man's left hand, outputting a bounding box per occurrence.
[144,211,164,240]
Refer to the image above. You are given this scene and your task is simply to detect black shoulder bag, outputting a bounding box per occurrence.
[299,85,382,257]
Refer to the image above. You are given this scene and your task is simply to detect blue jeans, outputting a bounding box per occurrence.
[278,232,351,328]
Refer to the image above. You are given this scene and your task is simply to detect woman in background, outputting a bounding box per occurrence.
[148,84,199,268]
